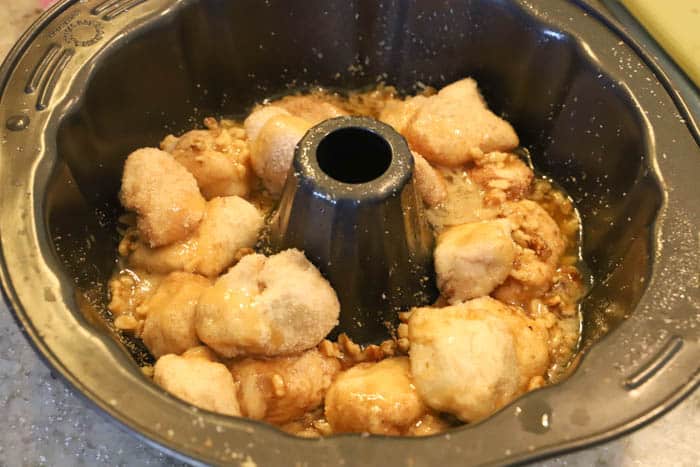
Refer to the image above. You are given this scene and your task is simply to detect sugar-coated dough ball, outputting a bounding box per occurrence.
[245,106,312,194]
[195,249,339,357]
[408,297,549,422]
[140,272,210,358]
[243,105,291,143]
[230,349,340,424]
[166,123,253,199]
[153,351,241,416]
[325,357,428,435]
[129,196,263,278]
[274,94,347,125]
[120,148,206,247]
[493,200,565,305]
[250,115,311,194]
[434,220,515,303]
[412,151,447,207]
[468,151,534,203]
[403,78,519,166]
[379,95,428,135]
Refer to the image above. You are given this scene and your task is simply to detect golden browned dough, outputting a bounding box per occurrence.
[402,79,519,166]
[434,220,516,303]
[274,94,348,124]
[408,297,549,422]
[243,106,291,142]
[230,349,341,424]
[424,167,498,233]
[153,349,241,416]
[493,200,566,306]
[140,272,211,358]
[409,304,517,422]
[164,119,254,199]
[411,151,448,207]
[195,249,340,358]
[469,151,534,204]
[181,345,220,361]
[128,196,263,278]
[108,268,162,319]
[529,178,579,241]
[487,302,551,389]
[245,108,312,194]
[324,357,429,435]
[120,148,206,247]
[379,95,428,134]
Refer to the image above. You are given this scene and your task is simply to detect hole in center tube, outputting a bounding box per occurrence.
[316,127,392,184]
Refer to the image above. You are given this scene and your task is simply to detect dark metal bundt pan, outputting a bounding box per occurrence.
[0,0,698,465]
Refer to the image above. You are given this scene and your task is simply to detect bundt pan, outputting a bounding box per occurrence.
[0,0,698,464]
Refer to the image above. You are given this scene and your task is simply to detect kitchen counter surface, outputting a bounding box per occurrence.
[1,2,698,466]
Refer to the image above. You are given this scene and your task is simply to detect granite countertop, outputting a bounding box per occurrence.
[0,2,697,466]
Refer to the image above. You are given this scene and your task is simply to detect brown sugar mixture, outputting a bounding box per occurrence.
[108,78,586,437]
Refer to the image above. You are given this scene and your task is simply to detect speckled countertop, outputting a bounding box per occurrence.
[0,2,698,466]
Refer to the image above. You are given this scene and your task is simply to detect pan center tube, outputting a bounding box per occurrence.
[269,117,437,345]
[316,127,392,183]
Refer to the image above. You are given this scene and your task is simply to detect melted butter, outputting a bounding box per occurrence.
[426,167,497,232]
